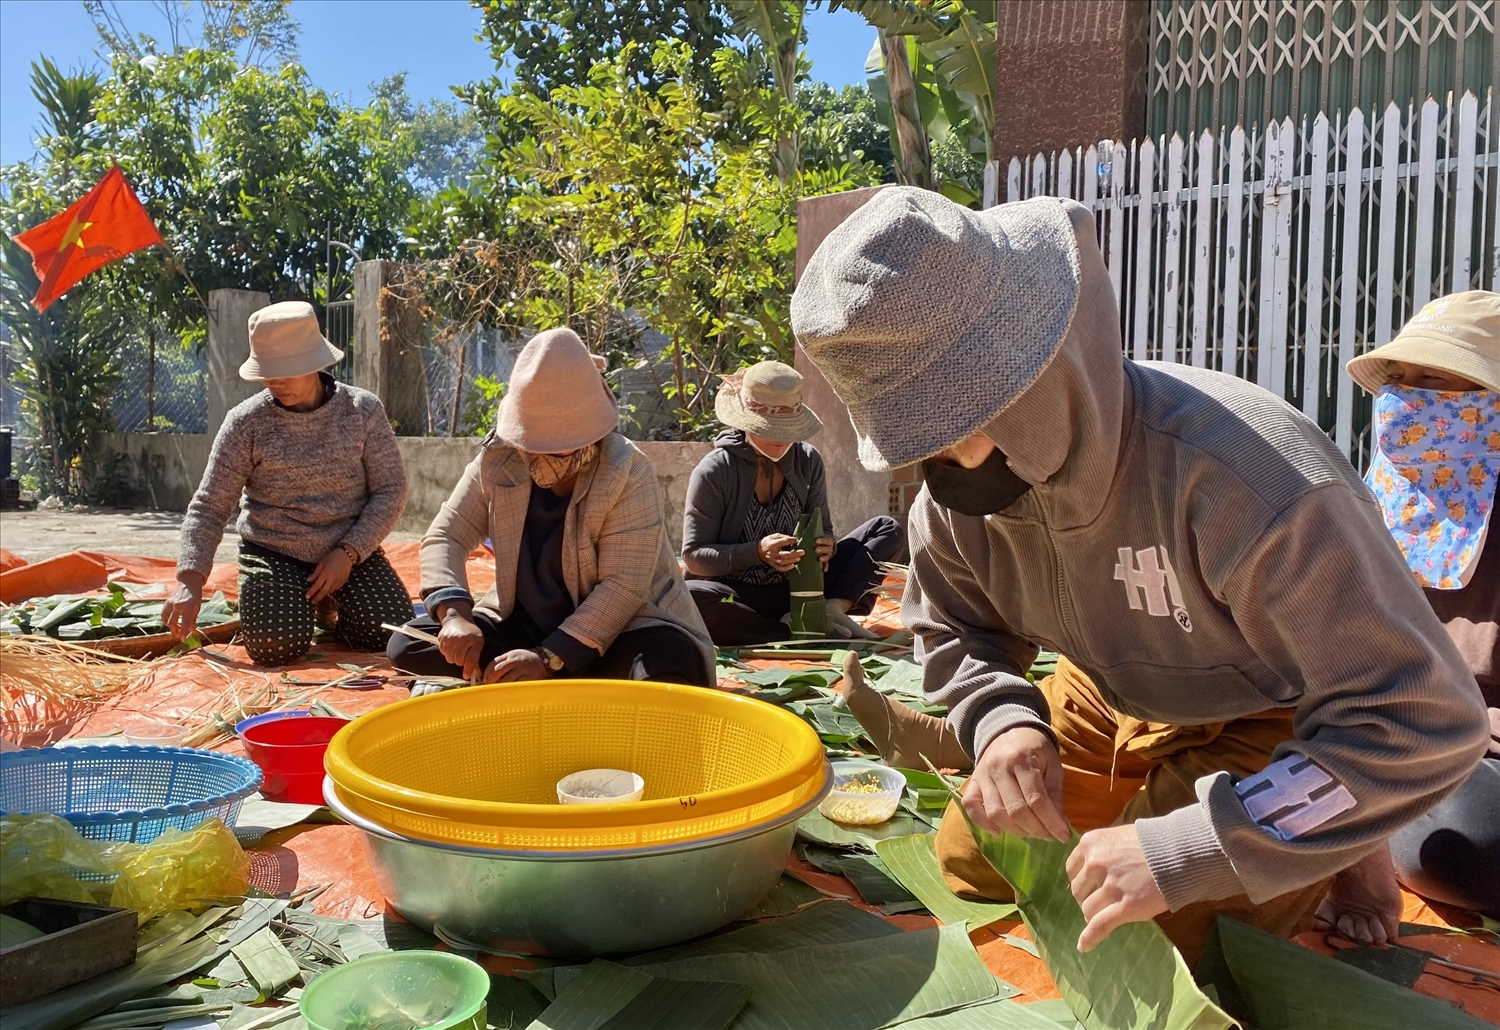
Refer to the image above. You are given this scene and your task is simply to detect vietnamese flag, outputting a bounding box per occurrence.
[11,165,163,312]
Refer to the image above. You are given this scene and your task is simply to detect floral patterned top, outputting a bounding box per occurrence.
[1365,385,1500,589]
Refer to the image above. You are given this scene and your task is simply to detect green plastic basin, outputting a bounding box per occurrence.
[299,951,489,1030]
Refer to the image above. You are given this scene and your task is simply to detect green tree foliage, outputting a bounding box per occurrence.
[85,0,299,69]
[798,82,896,183]
[405,40,878,437]
[834,0,995,197]
[474,0,731,99]
[0,62,121,496]
[372,74,487,195]
[94,48,416,310]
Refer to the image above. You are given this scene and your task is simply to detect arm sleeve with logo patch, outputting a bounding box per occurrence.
[902,497,1046,760]
[1133,483,1490,910]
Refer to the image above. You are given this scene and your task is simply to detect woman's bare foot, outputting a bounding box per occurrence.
[1313,846,1403,946]
[837,651,972,771]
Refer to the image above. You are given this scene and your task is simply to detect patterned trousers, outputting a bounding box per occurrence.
[238,547,415,666]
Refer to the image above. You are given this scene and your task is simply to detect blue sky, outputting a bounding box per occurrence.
[0,1,875,167]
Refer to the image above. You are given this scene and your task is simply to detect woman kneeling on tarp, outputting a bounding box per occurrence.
[387,328,716,690]
[681,361,905,645]
[165,302,414,666]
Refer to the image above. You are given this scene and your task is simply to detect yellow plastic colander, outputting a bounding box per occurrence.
[323,680,829,851]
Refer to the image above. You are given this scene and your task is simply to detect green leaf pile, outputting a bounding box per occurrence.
[0,585,236,641]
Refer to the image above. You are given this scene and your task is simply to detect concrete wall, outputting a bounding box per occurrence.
[207,290,270,436]
[99,432,213,512]
[993,0,1150,170]
[98,433,711,555]
[793,186,899,536]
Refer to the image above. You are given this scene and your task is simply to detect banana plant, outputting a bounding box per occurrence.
[836,0,996,197]
[723,0,810,181]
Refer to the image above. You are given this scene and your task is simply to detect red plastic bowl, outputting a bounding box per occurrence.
[239,715,350,804]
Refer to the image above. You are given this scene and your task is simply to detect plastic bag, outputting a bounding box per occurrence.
[0,813,250,921]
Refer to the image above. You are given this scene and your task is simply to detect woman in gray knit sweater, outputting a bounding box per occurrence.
[164,302,413,665]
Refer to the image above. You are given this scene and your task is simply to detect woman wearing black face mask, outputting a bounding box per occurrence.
[681,361,906,645]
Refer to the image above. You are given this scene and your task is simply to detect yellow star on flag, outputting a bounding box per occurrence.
[57,216,93,253]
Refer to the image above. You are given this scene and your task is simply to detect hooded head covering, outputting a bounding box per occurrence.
[493,327,619,453]
[790,188,1081,471]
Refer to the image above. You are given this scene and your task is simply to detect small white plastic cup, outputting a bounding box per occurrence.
[556,768,646,805]
[819,760,905,825]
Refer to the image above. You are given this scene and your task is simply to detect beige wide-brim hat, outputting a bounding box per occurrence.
[715,360,822,443]
[791,187,1081,471]
[494,327,620,453]
[240,301,344,380]
[1346,290,1500,395]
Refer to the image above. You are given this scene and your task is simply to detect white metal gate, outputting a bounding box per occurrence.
[1007,90,1499,465]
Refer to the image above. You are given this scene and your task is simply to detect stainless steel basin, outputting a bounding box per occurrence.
[324,773,828,958]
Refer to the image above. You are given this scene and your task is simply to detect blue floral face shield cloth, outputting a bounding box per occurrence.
[1364,384,1500,589]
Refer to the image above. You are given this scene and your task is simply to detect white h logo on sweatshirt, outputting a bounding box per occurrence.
[1113,545,1193,632]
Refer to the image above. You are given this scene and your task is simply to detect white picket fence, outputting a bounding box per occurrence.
[1006,90,1499,465]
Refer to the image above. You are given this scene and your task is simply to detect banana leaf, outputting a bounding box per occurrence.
[939,781,1234,1030]
[0,898,284,1030]
[874,834,1017,930]
[738,874,826,918]
[729,667,840,704]
[625,902,902,968]
[892,998,1076,1028]
[1195,916,1493,1029]
[632,922,1001,1030]
[830,852,919,907]
[230,927,301,996]
[797,808,924,850]
[526,960,750,1030]
[490,976,551,1030]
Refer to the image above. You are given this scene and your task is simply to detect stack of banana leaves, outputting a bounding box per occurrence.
[0,584,236,642]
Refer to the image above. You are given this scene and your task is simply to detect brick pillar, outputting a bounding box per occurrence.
[352,260,429,435]
[994,0,1151,172]
[793,186,903,536]
[206,289,270,436]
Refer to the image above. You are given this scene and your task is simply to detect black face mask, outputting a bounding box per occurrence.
[920,447,1033,517]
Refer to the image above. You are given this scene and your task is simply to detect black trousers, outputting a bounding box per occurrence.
[686,515,906,647]
[386,608,713,687]
[1390,756,1500,918]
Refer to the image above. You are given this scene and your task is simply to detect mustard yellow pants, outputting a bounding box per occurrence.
[935,656,1330,966]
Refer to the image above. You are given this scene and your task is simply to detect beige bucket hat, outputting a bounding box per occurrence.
[494,327,619,453]
[1346,290,1500,395]
[790,188,1081,471]
[715,361,822,443]
[240,301,344,381]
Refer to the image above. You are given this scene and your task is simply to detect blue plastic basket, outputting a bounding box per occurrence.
[0,746,263,843]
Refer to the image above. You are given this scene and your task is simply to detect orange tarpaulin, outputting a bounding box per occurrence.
[7,550,1496,1019]
[0,541,495,605]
